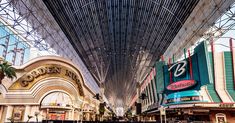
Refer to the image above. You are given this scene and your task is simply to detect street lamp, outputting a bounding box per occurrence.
[137,93,148,121]
[139,93,148,100]
[93,93,101,100]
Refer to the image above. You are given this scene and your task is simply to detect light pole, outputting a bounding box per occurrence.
[160,106,166,123]
[138,93,148,121]
[34,112,40,123]
[80,96,85,123]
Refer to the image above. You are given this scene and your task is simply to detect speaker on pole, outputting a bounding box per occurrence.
[136,103,141,115]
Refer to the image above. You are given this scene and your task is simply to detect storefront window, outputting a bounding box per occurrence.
[40,92,73,120]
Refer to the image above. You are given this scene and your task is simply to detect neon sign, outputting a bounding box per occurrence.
[167,80,196,91]
[168,60,187,77]
[166,95,200,103]
[167,60,197,91]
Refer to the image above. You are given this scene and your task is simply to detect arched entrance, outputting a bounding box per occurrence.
[40,91,73,120]
[0,56,97,122]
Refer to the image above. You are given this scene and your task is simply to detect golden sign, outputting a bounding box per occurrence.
[9,64,84,96]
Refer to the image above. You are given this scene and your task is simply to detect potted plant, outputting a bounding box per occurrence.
[0,60,16,84]
[7,117,14,123]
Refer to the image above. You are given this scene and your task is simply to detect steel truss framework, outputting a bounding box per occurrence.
[0,22,29,65]
[0,0,100,94]
[0,0,52,51]
[42,0,235,107]
[2,0,234,109]
[42,0,200,107]
[164,0,235,61]
[180,2,235,59]
[203,3,235,47]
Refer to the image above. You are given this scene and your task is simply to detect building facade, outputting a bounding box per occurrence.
[0,56,99,122]
[130,41,235,122]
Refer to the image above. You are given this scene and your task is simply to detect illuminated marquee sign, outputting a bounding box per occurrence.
[219,103,234,108]
[168,61,187,77]
[162,42,212,105]
[166,60,197,91]
[9,64,84,96]
[166,96,200,103]
[147,103,159,110]
[20,66,81,87]
[167,80,196,91]
[20,66,62,87]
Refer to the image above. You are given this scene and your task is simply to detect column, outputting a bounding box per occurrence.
[87,113,90,121]
[0,106,7,123]
[79,111,82,121]
[23,105,31,122]
[67,109,75,120]
[100,82,105,121]
[71,109,74,120]
[68,110,72,120]
[46,109,50,120]
[5,105,13,122]
[74,110,78,120]
[136,82,141,103]
[30,106,40,122]
[147,84,151,105]
[0,106,3,121]
[136,82,141,121]
[78,110,81,121]
[100,82,105,100]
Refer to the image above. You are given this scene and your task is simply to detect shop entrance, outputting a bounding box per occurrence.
[48,110,66,120]
[40,91,75,120]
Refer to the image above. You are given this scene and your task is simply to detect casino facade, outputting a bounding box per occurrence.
[0,56,101,122]
[129,41,235,122]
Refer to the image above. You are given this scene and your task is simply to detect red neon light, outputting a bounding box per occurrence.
[166,79,196,91]
[153,68,156,76]
[168,58,172,84]
[188,50,193,79]
[129,95,137,107]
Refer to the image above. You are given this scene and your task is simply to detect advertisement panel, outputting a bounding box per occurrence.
[162,42,211,105]
[163,54,200,94]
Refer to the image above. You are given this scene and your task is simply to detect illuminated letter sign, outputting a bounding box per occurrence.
[9,64,84,96]
[167,80,196,91]
[168,61,187,77]
[167,60,196,91]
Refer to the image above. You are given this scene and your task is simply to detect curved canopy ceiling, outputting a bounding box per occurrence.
[43,0,199,106]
